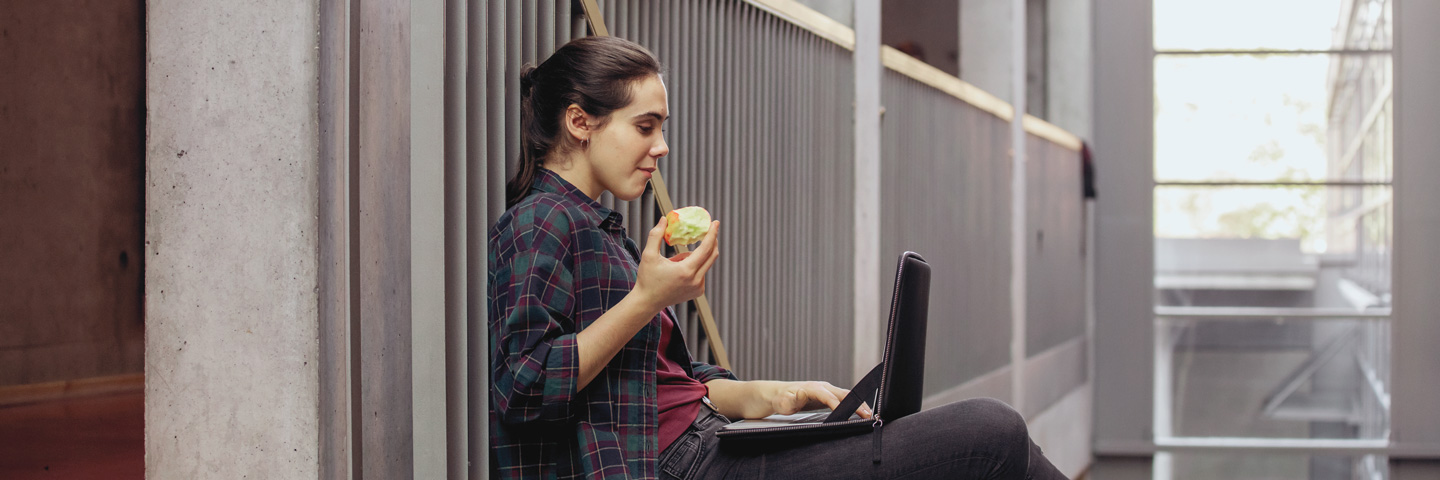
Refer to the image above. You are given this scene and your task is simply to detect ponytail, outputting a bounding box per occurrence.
[505,65,543,208]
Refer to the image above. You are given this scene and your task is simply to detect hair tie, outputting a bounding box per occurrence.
[520,65,538,96]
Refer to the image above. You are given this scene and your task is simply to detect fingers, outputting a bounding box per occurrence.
[816,387,842,411]
[792,382,841,412]
[820,384,847,409]
[684,221,720,264]
[645,216,668,256]
[827,385,872,418]
[698,236,720,274]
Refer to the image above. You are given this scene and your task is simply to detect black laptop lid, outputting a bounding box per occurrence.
[877,251,931,421]
[715,252,933,444]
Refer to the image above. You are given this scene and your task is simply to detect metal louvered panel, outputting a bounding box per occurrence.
[1024,133,1085,356]
[607,0,857,385]
[476,0,1084,408]
[479,1,855,385]
[880,69,1016,397]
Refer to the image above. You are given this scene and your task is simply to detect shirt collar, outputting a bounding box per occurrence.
[532,168,626,231]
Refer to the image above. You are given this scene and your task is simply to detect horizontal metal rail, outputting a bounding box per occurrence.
[1152,304,1388,320]
[1154,49,1392,56]
[1153,180,1392,187]
[1155,306,1392,320]
[1154,436,1391,455]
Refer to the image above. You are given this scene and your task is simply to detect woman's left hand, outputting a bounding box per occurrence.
[770,381,873,419]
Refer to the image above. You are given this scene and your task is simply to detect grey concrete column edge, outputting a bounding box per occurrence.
[318,0,359,477]
[145,0,323,477]
[1008,0,1029,417]
[1391,0,1440,476]
[411,0,448,477]
[852,0,882,384]
[1090,0,1155,465]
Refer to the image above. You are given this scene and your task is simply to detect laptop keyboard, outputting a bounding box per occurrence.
[789,412,831,423]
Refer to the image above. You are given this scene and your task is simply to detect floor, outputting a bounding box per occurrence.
[0,392,144,479]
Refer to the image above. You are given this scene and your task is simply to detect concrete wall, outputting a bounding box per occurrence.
[959,0,1013,101]
[958,0,1052,118]
[145,0,321,477]
[0,0,145,387]
[1046,0,1092,140]
[794,0,855,28]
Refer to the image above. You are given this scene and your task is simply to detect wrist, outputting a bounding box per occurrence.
[623,287,665,318]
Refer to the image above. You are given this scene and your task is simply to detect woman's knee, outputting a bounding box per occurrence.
[949,397,1029,441]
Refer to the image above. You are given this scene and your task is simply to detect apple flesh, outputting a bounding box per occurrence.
[664,206,712,246]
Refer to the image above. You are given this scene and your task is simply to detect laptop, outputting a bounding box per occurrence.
[716,252,931,444]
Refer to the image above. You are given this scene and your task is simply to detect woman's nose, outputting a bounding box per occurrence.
[653,136,669,159]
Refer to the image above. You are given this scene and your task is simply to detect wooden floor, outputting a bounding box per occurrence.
[0,392,143,479]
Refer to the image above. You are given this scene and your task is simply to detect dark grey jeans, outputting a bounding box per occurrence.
[657,398,1069,480]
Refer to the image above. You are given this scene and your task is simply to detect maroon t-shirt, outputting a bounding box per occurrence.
[656,310,710,452]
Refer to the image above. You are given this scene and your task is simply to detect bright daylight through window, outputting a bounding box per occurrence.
[1152,0,1393,479]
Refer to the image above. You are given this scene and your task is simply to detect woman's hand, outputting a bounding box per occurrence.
[632,216,720,313]
[769,381,873,419]
[705,379,872,420]
[575,217,716,391]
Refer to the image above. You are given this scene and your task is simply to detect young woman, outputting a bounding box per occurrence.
[489,36,1068,480]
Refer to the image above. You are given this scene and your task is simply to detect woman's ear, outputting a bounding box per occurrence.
[562,104,591,144]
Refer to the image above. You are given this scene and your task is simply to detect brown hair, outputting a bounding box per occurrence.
[505,36,662,208]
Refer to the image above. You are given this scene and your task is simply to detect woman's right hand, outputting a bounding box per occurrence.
[632,216,720,313]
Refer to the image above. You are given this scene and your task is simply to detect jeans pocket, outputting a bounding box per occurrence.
[659,432,702,479]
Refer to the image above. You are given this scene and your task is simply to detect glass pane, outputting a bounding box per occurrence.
[1157,318,1390,441]
[1155,185,1392,310]
[1155,54,1395,183]
[1155,184,1390,253]
[1159,451,1389,480]
[1339,0,1394,51]
[1154,0,1392,51]
[1329,53,1394,182]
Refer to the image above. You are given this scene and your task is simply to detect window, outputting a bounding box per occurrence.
[1152,1,1393,478]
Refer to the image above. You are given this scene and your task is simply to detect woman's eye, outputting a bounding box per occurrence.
[638,125,654,134]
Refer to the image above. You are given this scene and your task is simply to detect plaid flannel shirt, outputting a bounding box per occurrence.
[489,169,736,480]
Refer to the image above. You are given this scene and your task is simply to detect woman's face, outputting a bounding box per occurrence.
[586,74,670,201]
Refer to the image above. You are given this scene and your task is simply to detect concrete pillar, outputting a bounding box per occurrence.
[1392,0,1440,476]
[1090,0,1154,475]
[145,0,321,477]
[853,0,883,383]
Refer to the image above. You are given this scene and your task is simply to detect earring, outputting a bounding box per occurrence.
[582,138,589,149]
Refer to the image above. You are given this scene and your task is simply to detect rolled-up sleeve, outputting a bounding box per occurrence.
[691,361,738,384]
[490,203,581,425]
